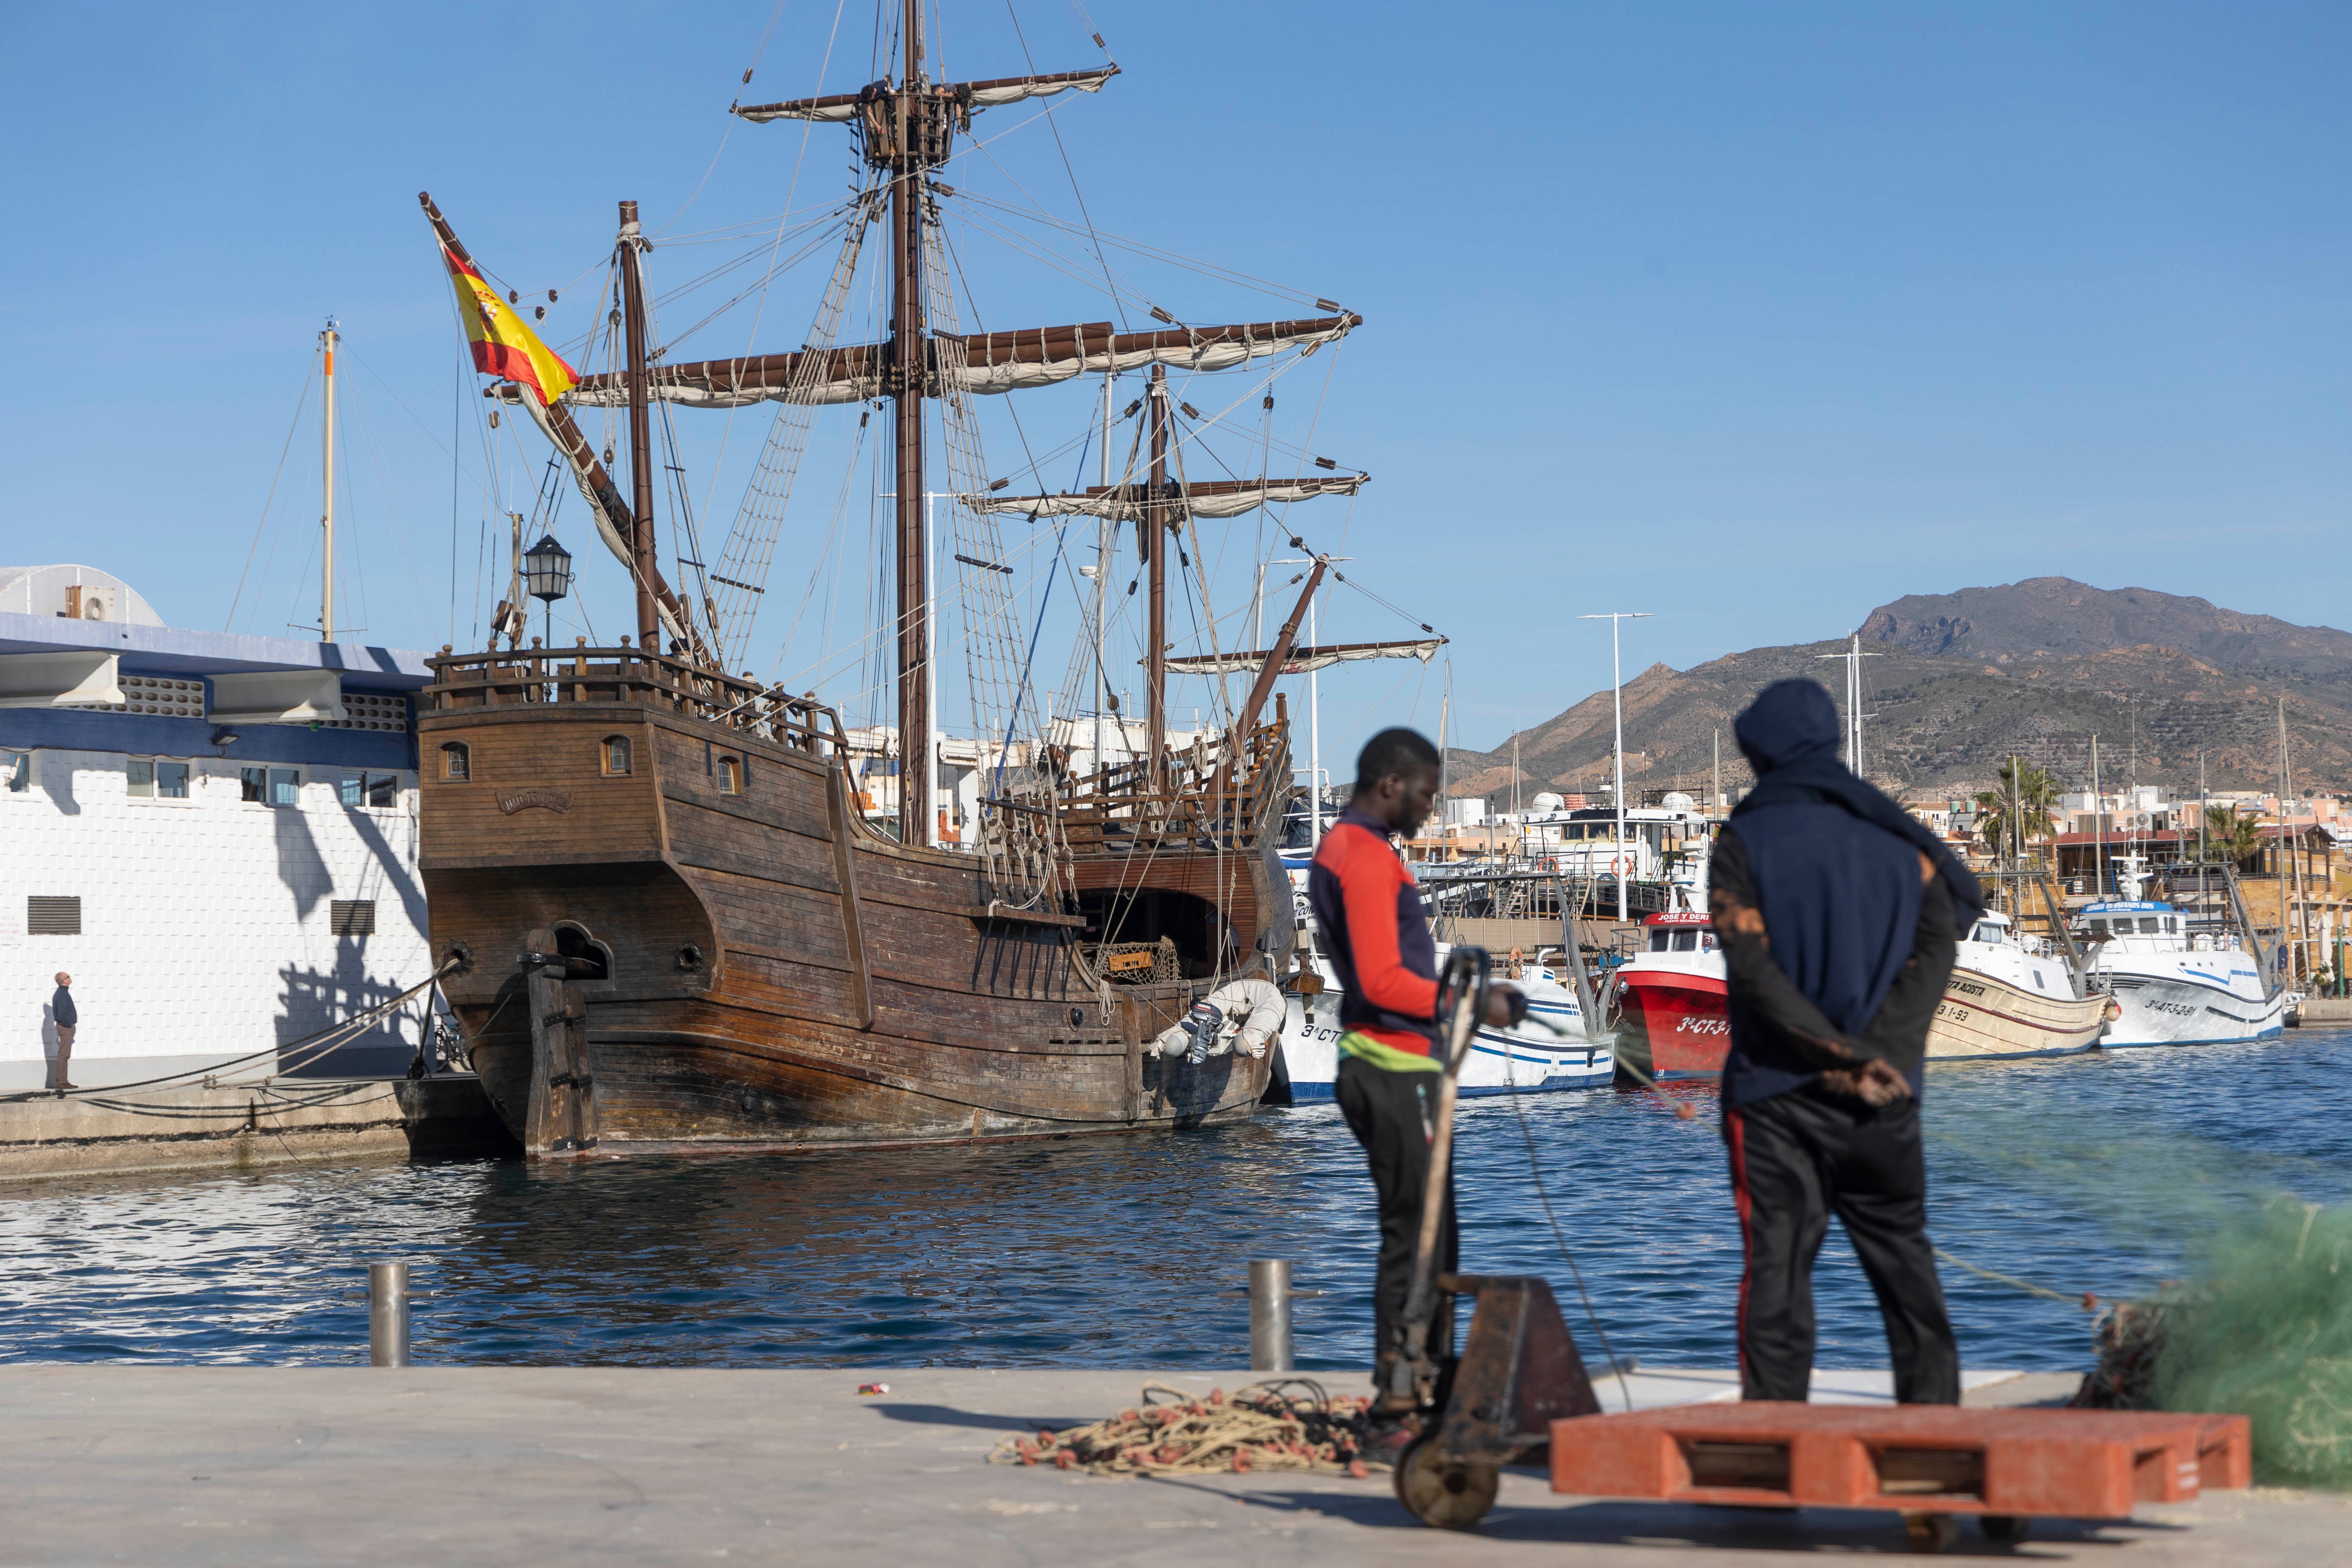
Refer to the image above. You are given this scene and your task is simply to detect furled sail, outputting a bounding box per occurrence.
[735,67,1119,125]
[1158,638,1445,676]
[973,474,1366,521]
[542,314,1362,411]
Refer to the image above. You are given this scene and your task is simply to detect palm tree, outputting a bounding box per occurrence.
[1973,759,2059,864]
[2203,804,2265,869]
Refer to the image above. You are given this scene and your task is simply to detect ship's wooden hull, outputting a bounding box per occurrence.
[1926,970,2108,1061]
[420,686,1281,1155]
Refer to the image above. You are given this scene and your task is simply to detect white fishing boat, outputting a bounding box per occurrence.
[2078,900,2284,1045]
[1272,941,1612,1102]
[1926,911,2111,1062]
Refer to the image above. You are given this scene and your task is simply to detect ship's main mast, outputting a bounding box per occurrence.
[889,0,933,845]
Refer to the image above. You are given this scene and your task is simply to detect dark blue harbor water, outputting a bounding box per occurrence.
[3,1030,2347,1374]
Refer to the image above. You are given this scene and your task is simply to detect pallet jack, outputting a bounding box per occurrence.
[1388,946,1603,1530]
[1383,952,2254,1551]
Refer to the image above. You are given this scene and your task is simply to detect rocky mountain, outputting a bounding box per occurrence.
[1861,578,2352,677]
[1448,579,2352,803]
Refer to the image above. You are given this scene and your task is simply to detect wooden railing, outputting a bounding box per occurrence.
[1052,720,1292,858]
[426,642,1295,870]
[423,644,845,757]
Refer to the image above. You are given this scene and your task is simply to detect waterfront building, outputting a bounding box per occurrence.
[0,565,436,1091]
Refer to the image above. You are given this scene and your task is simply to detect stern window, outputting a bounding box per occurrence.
[440,743,470,782]
[717,755,742,795]
[602,736,632,776]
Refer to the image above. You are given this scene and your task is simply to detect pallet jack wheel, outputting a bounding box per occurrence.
[1901,1512,1960,1554]
[1394,1433,1499,1531]
[1978,1514,2030,1544]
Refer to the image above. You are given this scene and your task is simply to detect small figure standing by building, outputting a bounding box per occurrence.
[50,972,77,1092]
[1711,680,1984,1405]
[1311,727,1520,1432]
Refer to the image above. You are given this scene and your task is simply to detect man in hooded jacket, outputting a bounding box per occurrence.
[1711,680,1985,1406]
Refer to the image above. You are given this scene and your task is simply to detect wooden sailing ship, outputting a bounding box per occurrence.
[413,3,1392,1156]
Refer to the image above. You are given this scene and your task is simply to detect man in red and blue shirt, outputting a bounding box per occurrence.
[1311,727,1519,1414]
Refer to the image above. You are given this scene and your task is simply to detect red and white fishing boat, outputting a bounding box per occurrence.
[1608,911,1729,1082]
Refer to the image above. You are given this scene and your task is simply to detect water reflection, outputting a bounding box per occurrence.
[1,1031,2346,1372]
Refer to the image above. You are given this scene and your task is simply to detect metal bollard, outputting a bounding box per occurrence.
[368,1261,411,1367]
[1249,1259,1294,1372]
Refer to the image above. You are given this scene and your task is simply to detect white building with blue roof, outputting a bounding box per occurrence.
[0,564,441,1090]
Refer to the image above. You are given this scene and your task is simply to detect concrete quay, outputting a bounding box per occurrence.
[11,1364,2345,1566]
[0,1074,512,1181]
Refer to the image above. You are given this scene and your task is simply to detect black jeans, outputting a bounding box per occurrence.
[1335,1056,1456,1394]
[1723,1086,1959,1405]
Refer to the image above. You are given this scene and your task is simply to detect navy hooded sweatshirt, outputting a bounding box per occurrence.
[1714,680,1982,1108]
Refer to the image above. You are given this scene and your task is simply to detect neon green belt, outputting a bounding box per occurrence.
[1337,1030,1444,1074]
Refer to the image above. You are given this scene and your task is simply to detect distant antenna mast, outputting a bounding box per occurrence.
[1816,634,1880,775]
[319,318,338,643]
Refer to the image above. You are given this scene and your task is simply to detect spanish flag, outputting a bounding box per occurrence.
[441,245,577,404]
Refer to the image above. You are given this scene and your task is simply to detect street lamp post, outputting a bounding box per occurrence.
[1578,612,1652,922]
[522,533,574,649]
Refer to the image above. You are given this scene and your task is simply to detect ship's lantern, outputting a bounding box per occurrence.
[524,534,574,604]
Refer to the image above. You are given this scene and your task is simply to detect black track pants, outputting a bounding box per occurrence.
[1724,1087,1959,1406]
[1335,1055,1456,1391]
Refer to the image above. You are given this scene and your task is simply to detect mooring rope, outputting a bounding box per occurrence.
[986,1380,1374,1477]
[6,959,464,1106]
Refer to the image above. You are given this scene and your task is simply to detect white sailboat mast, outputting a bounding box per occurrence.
[1580,611,1651,922]
[320,320,337,643]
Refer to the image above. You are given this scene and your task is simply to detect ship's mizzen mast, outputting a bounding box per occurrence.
[618,200,660,650]
[417,191,708,658]
[1145,365,1170,786]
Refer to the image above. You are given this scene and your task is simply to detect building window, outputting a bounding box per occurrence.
[27,895,81,936]
[441,743,470,781]
[343,771,403,807]
[260,768,300,806]
[132,759,191,800]
[602,736,631,776]
[717,755,741,795]
[2,750,30,793]
[329,899,377,937]
[241,766,267,803]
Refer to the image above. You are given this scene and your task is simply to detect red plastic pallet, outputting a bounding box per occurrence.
[1551,1403,2250,1519]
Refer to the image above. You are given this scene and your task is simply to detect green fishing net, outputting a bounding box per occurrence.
[2133,1199,2352,1489]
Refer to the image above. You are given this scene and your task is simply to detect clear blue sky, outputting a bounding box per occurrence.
[5,2,2345,761]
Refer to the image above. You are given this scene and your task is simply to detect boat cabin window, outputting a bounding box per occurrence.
[717,755,742,795]
[440,742,470,782]
[2138,916,2160,934]
[1672,930,1698,952]
[601,736,631,776]
[1647,930,1670,952]
[1970,922,2004,944]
